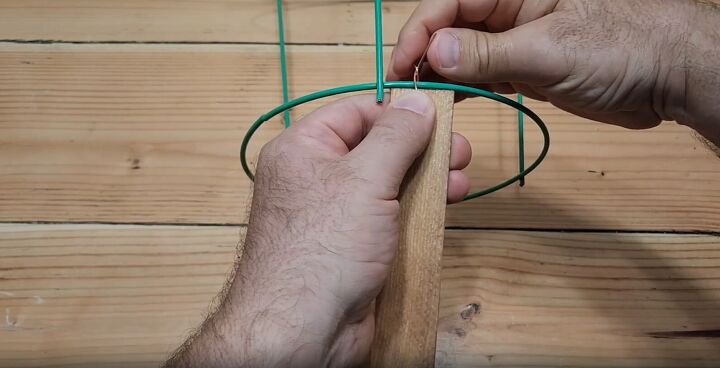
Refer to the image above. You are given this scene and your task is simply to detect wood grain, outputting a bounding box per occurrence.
[2,224,720,367]
[0,0,415,44]
[2,0,719,46]
[436,231,720,367]
[1,43,719,230]
[371,89,453,367]
[0,224,241,368]
[2,2,719,368]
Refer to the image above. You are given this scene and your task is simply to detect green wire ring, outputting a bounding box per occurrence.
[241,81,550,201]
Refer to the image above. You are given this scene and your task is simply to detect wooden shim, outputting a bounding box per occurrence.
[370,89,454,367]
[1,44,719,230]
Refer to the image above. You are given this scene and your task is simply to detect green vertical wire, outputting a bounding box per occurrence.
[276,0,291,127]
[374,0,384,103]
[517,94,526,187]
[278,0,529,191]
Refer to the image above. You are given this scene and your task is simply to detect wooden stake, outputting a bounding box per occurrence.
[370,89,454,368]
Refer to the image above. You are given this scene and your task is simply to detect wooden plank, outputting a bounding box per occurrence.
[0,0,416,44]
[2,0,719,46]
[2,225,720,367]
[436,231,720,367]
[0,224,240,368]
[1,43,719,230]
[371,89,453,367]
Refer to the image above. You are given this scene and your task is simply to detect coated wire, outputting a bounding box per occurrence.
[374,0,384,103]
[275,0,291,127]
[517,94,526,187]
[240,81,550,200]
[247,0,551,201]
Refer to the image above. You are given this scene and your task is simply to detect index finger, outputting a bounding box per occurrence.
[387,0,461,81]
[388,0,548,82]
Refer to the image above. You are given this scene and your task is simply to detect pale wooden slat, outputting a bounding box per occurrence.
[0,0,415,44]
[2,225,720,367]
[1,43,719,230]
[371,90,453,367]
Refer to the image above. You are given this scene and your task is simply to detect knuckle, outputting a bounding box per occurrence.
[471,31,489,73]
[257,136,300,174]
[256,142,283,176]
[257,141,275,161]
[258,138,283,160]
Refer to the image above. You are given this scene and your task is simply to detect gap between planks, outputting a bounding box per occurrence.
[0,222,718,237]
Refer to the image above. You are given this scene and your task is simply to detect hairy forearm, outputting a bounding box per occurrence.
[671,0,720,146]
[162,233,354,368]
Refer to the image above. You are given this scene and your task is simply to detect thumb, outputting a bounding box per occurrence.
[427,23,568,85]
[347,90,436,199]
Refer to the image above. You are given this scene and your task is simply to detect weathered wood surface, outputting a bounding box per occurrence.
[436,231,720,367]
[371,90,453,367]
[4,0,719,45]
[0,224,240,368]
[2,225,719,367]
[1,43,718,230]
[3,0,720,46]
[2,1,720,366]
[0,0,415,44]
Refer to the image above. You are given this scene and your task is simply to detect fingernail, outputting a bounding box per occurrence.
[392,90,432,115]
[436,32,459,68]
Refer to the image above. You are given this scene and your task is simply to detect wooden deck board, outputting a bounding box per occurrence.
[2,1,720,366]
[1,43,718,230]
[1,224,719,367]
[0,0,415,44]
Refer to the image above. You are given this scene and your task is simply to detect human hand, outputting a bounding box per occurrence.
[164,92,472,368]
[388,0,720,145]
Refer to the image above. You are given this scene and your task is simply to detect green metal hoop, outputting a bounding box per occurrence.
[240,81,550,201]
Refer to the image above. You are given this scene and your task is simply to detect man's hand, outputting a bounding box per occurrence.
[388,0,720,146]
[164,92,472,368]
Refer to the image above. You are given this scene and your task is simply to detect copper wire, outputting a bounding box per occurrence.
[413,33,437,90]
